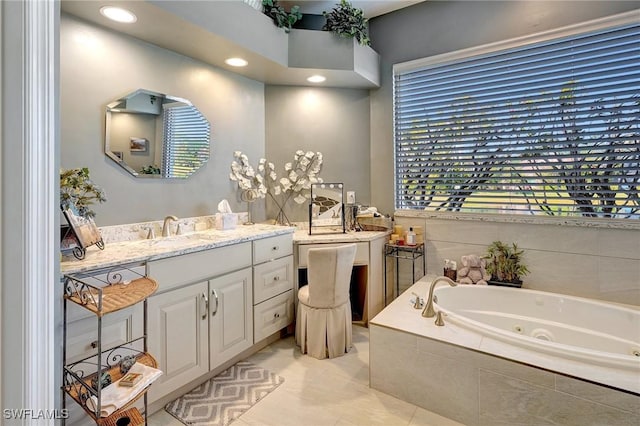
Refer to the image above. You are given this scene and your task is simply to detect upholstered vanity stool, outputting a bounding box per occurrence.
[295,244,357,359]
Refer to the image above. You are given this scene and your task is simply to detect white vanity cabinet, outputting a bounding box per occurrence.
[252,234,295,342]
[147,281,209,403]
[146,242,253,404]
[209,267,253,367]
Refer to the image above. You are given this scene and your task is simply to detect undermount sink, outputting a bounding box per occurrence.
[130,231,223,249]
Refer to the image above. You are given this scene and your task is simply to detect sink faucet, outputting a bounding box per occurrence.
[162,215,178,237]
[422,276,457,318]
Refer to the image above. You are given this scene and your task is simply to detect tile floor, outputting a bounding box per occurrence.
[149,326,463,426]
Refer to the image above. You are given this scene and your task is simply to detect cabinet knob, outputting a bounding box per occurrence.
[273,276,280,281]
[273,312,280,319]
[272,246,279,251]
[90,340,98,349]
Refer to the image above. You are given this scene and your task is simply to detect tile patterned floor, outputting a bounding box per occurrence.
[149,326,463,426]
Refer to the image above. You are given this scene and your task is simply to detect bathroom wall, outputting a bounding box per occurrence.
[395,213,640,305]
[61,14,266,226]
[264,85,371,222]
[369,0,640,215]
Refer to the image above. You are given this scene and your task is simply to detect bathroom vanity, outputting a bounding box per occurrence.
[60,220,390,422]
[60,223,295,421]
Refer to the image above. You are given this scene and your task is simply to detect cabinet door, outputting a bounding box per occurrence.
[209,268,253,368]
[147,281,209,403]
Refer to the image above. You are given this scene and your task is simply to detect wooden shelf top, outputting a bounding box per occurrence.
[65,276,158,317]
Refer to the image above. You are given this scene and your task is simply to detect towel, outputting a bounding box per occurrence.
[86,361,163,417]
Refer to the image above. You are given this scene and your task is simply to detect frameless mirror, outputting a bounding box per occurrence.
[105,89,210,178]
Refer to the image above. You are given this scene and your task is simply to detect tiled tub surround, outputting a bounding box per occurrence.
[370,278,640,426]
[394,210,640,306]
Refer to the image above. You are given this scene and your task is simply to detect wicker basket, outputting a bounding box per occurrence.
[357,216,392,232]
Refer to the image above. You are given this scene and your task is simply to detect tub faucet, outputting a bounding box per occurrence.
[162,215,178,237]
[422,276,457,318]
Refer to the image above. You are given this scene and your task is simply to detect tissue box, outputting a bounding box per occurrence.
[215,213,237,230]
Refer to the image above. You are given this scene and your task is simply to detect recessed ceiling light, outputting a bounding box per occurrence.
[225,57,248,67]
[307,75,326,83]
[100,6,137,24]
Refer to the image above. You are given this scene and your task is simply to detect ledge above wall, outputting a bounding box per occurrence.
[61,0,380,88]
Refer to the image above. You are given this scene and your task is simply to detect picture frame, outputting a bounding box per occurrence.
[308,182,346,235]
[61,204,105,259]
[129,137,148,152]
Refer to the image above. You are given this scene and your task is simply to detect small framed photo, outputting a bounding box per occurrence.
[62,204,103,249]
[129,137,148,152]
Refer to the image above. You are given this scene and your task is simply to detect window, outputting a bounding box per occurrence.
[162,102,210,178]
[393,13,639,219]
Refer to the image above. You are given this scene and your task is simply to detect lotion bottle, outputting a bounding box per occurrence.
[406,227,416,245]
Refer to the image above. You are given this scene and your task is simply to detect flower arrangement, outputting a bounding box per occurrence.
[229,150,323,225]
[60,167,107,219]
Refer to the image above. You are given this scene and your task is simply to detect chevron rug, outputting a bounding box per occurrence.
[165,361,284,426]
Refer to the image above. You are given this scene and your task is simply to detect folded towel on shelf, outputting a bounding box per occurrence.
[86,362,163,418]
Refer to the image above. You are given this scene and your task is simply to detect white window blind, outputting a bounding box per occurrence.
[394,17,640,219]
[162,103,210,178]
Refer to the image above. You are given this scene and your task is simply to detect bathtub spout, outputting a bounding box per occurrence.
[422,276,457,318]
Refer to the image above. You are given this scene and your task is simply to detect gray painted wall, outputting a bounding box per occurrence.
[61,14,266,226]
[264,85,371,221]
[368,0,640,215]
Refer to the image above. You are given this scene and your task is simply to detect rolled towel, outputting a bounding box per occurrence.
[86,362,163,417]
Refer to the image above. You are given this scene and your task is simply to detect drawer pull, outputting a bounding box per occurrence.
[273,276,280,281]
[272,246,279,251]
[201,293,208,320]
[273,312,280,319]
[90,340,98,349]
[211,289,219,316]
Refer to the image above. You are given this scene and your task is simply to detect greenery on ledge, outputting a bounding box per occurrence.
[323,0,370,46]
[262,0,302,33]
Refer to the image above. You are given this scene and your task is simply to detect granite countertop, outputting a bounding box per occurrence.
[61,224,295,275]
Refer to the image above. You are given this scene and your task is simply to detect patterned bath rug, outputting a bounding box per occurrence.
[165,361,284,426]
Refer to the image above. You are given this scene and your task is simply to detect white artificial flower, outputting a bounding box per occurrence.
[284,162,292,172]
[293,194,307,204]
[280,178,292,191]
[288,170,298,182]
[274,186,281,195]
[299,156,310,167]
[305,151,314,158]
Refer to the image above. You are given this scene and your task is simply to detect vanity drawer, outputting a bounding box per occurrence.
[253,289,294,342]
[297,242,369,267]
[148,242,251,292]
[253,255,294,304]
[253,234,293,264]
[65,305,143,364]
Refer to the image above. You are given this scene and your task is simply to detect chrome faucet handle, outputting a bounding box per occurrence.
[411,292,423,309]
[146,227,156,239]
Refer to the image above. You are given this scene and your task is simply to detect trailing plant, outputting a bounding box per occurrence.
[140,164,161,175]
[60,167,107,219]
[323,0,370,46]
[484,241,529,283]
[262,0,302,33]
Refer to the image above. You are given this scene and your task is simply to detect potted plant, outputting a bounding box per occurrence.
[60,167,107,219]
[484,241,529,288]
[262,0,302,33]
[323,0,370,46]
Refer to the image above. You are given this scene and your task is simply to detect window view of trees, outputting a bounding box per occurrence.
[395,22,639,220]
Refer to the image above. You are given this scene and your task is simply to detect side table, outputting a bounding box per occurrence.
[384,242,426,304]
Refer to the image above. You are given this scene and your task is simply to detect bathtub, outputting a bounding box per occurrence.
[433,284,640,372]
[370,278,640,424]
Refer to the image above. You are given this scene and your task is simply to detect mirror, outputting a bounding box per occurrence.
[308,183,346,234]
[105,89,210,178]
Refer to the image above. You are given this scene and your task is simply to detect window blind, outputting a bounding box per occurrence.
[394,19,640,219]
[162,103,210,178]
